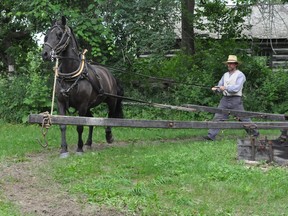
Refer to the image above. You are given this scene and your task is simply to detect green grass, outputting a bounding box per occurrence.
[0,123,58,160]
[0,194,20,216]
[1,123,288,215]
[0,122,210,160]
[48,138,288,215]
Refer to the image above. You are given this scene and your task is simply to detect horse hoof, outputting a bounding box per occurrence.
[106,137,114,144]
[60,152,69,158]
[76,151,84,156]
[85,141,92,146]
[85,145,92,150]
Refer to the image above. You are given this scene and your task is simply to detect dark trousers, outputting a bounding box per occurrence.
[208,96,259,140]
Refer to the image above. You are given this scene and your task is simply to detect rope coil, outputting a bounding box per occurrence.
[37,111,52,148]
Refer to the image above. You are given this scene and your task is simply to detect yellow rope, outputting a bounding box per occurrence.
[51,58,59,115]
[38,58,59,148]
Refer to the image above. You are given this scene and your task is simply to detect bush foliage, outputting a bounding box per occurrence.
[1,39,288,123]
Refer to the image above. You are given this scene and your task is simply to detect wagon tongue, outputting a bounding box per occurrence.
[183,104,288,121]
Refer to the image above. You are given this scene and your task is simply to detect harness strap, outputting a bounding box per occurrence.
[85,64,104,94]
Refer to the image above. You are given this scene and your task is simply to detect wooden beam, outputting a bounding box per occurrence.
[183,104,288,121]
[123,102,288,121]
[28,114,288,129]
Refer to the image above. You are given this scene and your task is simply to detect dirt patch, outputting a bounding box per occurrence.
[0,150,125,216]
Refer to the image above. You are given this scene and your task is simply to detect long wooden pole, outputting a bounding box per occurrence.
[28,114,288,129]
[183,104,288,121]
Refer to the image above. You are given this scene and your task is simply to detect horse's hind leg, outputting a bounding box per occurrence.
[105,89,124,143]
[85,110,94,149]
[105,102,116,144]
[105,126,114,143]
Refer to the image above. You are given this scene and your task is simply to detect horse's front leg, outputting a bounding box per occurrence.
[58,102,69,158]
[60,124,68,155]
[85,110,94,149]
[76,108,88,154]
[76,125,84,154]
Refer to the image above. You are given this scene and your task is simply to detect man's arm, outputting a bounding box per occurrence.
[211,76,224,91]
[225,73,245,93]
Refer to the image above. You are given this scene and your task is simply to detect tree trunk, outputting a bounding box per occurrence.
[181,0,195,55]
[1,31,29,75]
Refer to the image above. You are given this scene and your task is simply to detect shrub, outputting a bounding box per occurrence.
[0,51,52,123]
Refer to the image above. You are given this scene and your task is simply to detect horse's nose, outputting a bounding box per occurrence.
[42,51,49,60]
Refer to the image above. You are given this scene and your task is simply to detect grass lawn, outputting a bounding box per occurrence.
[1,123,288,215]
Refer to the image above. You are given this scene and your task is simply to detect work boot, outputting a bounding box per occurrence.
[253,131,259,138]
[276,129,288,142]
[203,135,214,141]
[277,135,288,142]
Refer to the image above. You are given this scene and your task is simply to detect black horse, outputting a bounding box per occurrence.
[42,17,124,157]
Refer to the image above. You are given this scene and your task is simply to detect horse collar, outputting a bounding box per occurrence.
[56,49,88,79]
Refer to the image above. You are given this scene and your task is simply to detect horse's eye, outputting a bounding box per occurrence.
[44,35,48,42]
[57,31,63,39]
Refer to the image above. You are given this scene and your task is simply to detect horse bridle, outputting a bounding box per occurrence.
[44,25,87,79]
[44,24,72,61]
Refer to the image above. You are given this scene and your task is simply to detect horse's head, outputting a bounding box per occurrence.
[42,16,72,61]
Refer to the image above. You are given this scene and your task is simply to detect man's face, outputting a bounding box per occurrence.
[227,62,237,71]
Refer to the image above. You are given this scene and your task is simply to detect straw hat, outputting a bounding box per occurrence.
[224,55,241,64]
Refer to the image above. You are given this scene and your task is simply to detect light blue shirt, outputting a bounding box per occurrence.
[217,70,246,93]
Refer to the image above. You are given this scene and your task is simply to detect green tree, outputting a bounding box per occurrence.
[195,0,252,39]
[0,0,37,75]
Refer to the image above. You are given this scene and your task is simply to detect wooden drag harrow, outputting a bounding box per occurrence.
[28,103,288,165]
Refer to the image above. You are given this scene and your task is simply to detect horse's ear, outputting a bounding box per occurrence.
[61,16,67,26]
[51,19,56,26]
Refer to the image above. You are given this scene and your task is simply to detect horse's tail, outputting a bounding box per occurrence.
[115,78,124,118]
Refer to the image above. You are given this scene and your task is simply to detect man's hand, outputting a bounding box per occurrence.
[212,86,225,91]
[219,86,226,91]
[212,86,220,93]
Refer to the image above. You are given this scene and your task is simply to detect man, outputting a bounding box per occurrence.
[203,55,259,141]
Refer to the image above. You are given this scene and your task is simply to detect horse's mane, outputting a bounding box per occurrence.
[69,26,80,51]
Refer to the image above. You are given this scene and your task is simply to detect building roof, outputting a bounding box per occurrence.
[175,4,288,39]
[243,4,288,39]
